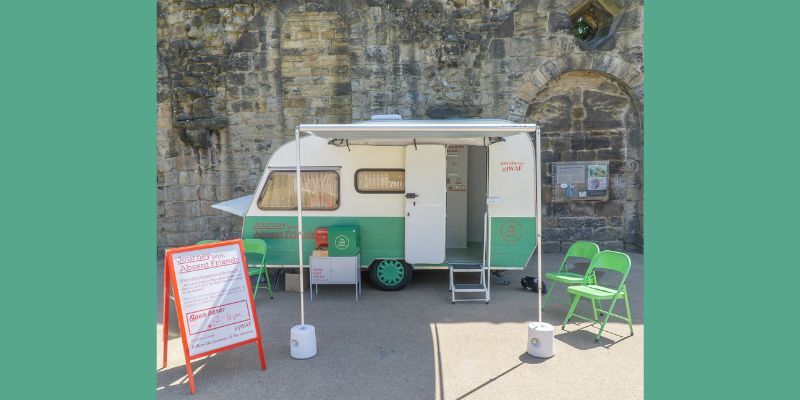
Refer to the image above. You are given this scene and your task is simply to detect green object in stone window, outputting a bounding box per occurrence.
[573,16,594,41]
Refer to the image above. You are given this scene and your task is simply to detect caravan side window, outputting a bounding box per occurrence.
[355,169,405,193]
[257,170,339,210]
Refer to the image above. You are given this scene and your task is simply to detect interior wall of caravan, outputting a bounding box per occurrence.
[445,145,487,262]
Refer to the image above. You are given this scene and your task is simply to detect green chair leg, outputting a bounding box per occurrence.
[253,268,262,298]
[595,297,620,342]
[563,294,581,327]
[541,280,558,309]
[590,272,600,320]
[263,267,273,299]
[624,290,633,335]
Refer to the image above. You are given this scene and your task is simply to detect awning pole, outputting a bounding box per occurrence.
[535,128,543,323]
[295,127,305,326]
[485,145,491,301]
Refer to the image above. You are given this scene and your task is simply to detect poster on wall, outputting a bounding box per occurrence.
[587,164,608,196]
[446,145,468,191]
[162,239,266,394]
[552,161,610,201]
[555,165,585,185]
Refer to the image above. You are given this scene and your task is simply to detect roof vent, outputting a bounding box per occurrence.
[371,114,402,121]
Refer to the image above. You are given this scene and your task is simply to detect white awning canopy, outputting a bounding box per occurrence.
[297,119,538,146]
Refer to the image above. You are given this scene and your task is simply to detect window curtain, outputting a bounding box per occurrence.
[259,171,338,209]
[357,170,404,192]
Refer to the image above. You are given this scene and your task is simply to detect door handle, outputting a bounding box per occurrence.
[405,193,418,199]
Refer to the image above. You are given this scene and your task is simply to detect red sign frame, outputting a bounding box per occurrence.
[161,239,267,394]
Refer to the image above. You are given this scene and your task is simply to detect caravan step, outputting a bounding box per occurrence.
[450,264,484,272]
[453,283,487,292]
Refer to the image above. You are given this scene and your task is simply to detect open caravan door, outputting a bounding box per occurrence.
[404,145,446,264]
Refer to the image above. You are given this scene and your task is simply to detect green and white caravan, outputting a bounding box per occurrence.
[214,116,542,302]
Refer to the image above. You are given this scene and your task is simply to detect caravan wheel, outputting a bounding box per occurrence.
[369,259,412,291]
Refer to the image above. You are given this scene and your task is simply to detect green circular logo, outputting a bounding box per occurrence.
[335,234,350,250]
[501,220,523,243]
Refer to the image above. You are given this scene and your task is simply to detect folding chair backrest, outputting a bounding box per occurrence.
[586,251,632,288]
[565,241,600,261]
[242,238,267,264]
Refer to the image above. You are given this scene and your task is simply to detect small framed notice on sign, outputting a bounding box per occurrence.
[552,161,610,202]
[162,239,266,394]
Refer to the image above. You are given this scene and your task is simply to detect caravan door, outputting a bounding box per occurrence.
[404,145,446,264]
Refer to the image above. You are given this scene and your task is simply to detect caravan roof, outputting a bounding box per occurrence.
[297,119,539,146]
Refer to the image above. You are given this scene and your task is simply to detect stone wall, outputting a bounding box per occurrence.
[157,0,644,255]
[528,70,642,252]
[281,4,352,136]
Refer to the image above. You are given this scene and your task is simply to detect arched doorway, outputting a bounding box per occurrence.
[524,70,643,251]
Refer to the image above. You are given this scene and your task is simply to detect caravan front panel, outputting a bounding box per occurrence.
[488,134,537,269]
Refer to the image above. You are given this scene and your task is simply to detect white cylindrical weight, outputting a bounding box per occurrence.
[527,322,554,358]
[290,324,317,359]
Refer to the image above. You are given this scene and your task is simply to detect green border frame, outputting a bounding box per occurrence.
[646,2,797,398]
[4,1,797,398]
[3,1,154,398]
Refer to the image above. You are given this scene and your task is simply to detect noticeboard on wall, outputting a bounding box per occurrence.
[551,161,609,202]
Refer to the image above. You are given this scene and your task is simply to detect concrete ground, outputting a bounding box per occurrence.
[157,252,643,399]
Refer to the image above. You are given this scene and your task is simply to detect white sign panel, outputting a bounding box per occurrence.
[170,243,258,356]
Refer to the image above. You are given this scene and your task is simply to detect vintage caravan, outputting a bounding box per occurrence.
[216,117,541,301]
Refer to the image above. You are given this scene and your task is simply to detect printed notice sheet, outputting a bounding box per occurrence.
[555,165,585,184]
[170,243,257,356]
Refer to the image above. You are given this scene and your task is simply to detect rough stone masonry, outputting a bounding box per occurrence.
[157,0,644,255]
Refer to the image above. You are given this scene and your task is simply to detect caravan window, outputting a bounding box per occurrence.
[355,169,405,193]
[257,170,339,210]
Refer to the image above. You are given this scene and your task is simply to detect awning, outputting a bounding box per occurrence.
[211,194,253,217]
[297,119,538,145]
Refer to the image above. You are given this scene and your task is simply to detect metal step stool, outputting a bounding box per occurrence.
[449,263,489,304]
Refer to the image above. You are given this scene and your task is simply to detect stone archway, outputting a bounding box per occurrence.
[507,53,643,122]
[512,65,643,252]
[279,3,353,137]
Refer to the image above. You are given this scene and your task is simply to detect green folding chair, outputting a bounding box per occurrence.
[541,241,600,309]
[243,238,273,299]
[562,250,633,342]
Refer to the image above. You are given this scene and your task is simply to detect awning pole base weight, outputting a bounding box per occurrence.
[290,324,317,359]
[527,322,554,358]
